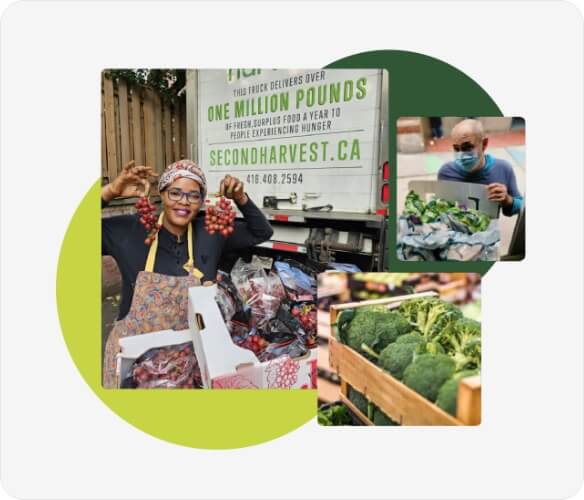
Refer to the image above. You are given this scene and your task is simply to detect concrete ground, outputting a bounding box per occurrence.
[397,144,526,256]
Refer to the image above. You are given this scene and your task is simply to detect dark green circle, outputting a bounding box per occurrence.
[327,50,503,274]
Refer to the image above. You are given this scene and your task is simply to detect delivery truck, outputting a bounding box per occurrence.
[185,68,389,270]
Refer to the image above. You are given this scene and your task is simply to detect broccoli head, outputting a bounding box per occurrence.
[335,308,355,344]
[399,297,462,342]
[440,317,482,370]
[346,309,413,356]
[435,370,480,416]
[378,342,418,380]
[402,353,456,402]
[414,340,445,356]
[395,332,424,345]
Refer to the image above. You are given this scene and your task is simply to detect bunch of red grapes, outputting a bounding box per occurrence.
[292,304,317,335]
[240,334,267,355]
[135,195,161,245]
[205,197,236,237]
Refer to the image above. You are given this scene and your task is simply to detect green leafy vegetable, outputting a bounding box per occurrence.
[403,353,456,402]
[435,370,479,416]
[345,309,413,355]
[317,404,353,426]
[403,190,491,233]
[439,318,482,371]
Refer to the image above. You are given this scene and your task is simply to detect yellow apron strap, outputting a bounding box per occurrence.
[183,221,204,279]
[144,212,203,279]
[144,213,164,273]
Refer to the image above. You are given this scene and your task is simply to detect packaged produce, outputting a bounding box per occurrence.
[274,260,316,299]
[122,342,200,388]
[257,338,308,362]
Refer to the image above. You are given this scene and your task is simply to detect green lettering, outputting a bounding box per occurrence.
[330,83,340,103]
[356,77,367,99]
[309,142,318,161]
[350,139,360,160]
[209,150,216,166]
[343,80,353,102]
[300,143,307,162]
[251,148,257,165]
[289,144,298,162]
[317,86,327,105]
[224,149,231,166]
[269,146,277,163]
[260,147,267,163]
[241,148,248,164]
[235,101,245,118]
[295,89,305,108]
[306,87,315,107]
[279,145,287,163]
[321,141,328,161]
[338,140,348,160]
[280,92,289,111]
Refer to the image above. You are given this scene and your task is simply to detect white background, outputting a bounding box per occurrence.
[1,1,582,499]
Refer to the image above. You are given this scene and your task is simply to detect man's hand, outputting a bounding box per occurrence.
[487,183,513,206]
[219,174,248,205]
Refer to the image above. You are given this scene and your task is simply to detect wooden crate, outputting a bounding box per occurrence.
[328,294,481,426]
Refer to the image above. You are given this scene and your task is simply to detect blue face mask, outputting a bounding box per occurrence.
[455,151,480,172]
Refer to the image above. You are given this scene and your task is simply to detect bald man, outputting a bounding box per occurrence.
[438,119,523,216]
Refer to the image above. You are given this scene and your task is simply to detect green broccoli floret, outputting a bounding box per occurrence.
[435,370,480,416]
[440,317,482,370]
[347,386,369,415]
[347,309,413,356]
[377,342,418,380]
[399,297,462,342]
[335,308,355,344]
[414,340,445,355]
[372,406,399,426]
[395,332,424,345]
[345,313,376,352]
[403,353,456,402]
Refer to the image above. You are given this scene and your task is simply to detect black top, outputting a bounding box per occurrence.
[102,197,273,319]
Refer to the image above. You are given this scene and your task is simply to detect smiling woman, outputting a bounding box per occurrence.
[100,159,274,388]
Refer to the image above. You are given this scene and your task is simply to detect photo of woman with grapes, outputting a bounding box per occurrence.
[101,159,273,388]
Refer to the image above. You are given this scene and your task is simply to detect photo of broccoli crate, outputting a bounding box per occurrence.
[328,292,481,425]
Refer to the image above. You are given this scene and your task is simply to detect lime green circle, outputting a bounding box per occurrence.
[57,52,502,449]
[56,181,317,450]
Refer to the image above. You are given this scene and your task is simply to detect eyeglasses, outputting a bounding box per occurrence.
[166,188,202,204]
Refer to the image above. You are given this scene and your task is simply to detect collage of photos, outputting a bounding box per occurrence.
[101,70,524,425]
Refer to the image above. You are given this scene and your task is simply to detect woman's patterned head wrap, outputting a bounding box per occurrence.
[158,160,207,198]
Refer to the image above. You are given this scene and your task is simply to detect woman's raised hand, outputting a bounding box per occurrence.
[219,174,247,205]
[104,161,159,201]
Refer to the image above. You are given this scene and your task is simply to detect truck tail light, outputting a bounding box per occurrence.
[382,161,389,181]
[381,184,389,203]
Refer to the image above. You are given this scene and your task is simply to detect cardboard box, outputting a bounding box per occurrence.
[117,329,193,386]
[188,285,317,389]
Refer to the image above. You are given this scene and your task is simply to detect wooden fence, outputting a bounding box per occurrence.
[101,73,187,185]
